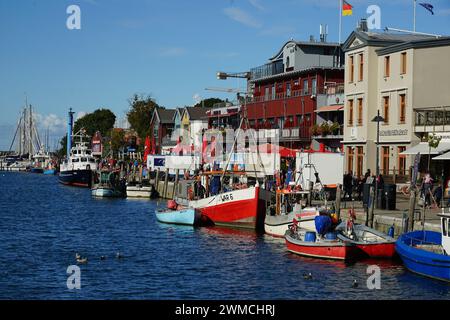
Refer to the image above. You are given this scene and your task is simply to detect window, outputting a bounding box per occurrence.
[349,55,354,83]
[312,78,317,95]
[357,98,363,126]
[303,79,309,95]
[347,147,354,174]
[399,94,406,123]
[286,56,290,69]
[272,85,276,100]
[401,52,407,75]
[382,146,390,175]
[278,117,284,129]
[265,87,270,101]
[286,83,291,97]
[383,96,390,124]
[348,99,354,126]
[384,56,390,77]
[398,146,406,176]
[358,53,364,81]
[356,146,363,177]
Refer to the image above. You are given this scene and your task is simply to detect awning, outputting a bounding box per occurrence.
[400,142,450,155]
[433,151,450,160]
[315,105,344,113]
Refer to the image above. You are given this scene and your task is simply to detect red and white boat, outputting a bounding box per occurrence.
[336,222,396,258]
[285,227,359,261]
[189,185,271,230]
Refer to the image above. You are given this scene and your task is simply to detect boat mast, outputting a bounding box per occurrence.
[29,104,33,159]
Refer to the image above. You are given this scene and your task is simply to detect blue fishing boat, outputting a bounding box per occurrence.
[396,213,450,282]
[43,169,56,175]
[156,207,201,226]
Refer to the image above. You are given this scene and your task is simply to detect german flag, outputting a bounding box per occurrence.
[342,0,353,16]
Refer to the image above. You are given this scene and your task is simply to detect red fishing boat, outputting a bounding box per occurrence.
[336,222,396,258]
[189,185,271,230]
[285,226,359,261]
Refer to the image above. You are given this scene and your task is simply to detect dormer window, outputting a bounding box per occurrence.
[286,56,290,69]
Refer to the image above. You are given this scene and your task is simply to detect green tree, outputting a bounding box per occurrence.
[110,128,126,156]
[126,94,160,141]
[193,98,224,108]
[73,108,116,137]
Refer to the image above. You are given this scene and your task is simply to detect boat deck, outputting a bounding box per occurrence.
[414,244,445,255]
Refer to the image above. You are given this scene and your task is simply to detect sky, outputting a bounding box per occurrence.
[1,0,450,150]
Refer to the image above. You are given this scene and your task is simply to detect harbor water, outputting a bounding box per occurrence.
[0,172,449,299]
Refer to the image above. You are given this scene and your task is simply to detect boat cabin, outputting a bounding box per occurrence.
[438,213,450,255]
[62,142,98,171]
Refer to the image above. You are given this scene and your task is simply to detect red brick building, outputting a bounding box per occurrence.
[245,39,344,149]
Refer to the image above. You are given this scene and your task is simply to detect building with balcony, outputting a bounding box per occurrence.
[149,108,176,155]
[342,20,450,180]
[245,38,344,149]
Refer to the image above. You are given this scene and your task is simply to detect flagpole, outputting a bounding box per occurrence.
[413,0,417,32]
[339,0,342,44]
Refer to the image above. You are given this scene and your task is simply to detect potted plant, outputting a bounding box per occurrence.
[320,122,330,136]
[330,122,340,135]
[310,124,320,136]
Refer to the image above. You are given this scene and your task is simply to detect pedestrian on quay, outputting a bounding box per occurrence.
[343,171,353,200]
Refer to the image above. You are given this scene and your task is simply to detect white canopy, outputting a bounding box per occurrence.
[433,151,450,160]
[400,142,450,155]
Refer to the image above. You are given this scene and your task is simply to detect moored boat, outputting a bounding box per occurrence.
[395,213,450,282]
[59,109,98,188]
[189,185,271,230]
[126,183,158,198]
[265,209,318,237]
[336,222,396,258]
[156,202,202,226]
[285,227,358,261]
[91,170,125,198]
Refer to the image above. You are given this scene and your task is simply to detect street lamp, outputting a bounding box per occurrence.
[372,110,385,199]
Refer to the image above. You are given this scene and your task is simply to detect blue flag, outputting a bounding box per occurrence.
[419,3,434,15]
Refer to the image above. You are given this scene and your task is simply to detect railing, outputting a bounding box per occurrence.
[415,109,450,126]
[256,127,310,140]
[250,61,284,81]
[248,84,345,104]
[311,125,344,138]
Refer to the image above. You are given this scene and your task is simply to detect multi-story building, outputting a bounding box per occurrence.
[342,20,450,180]
[149,108,176,155]
[245,37,344,149]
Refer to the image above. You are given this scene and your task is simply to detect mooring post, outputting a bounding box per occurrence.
[408,188,416,232]
[173,169,180,200]
[369,185,376,228]
[163,168,169,199]
[335,183,341,220]
[155,168,160,194]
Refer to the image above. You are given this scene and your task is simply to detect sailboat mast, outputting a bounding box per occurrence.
[29,104,33,159]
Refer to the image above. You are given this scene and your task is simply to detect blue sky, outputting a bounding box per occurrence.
[1,0,450,150]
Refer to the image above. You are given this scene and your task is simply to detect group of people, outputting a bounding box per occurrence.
[419,171,450,208]
[342,169,384,201]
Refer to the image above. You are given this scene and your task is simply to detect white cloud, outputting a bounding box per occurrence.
[224,7,263,28]
[248,0,265,11]
[193,93,202,104]
[34,113,66,135]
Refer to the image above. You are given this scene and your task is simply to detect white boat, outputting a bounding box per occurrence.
[265,208,319,238]
[126,184,158,198]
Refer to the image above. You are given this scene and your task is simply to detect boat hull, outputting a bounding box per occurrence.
[285,231,358,260]
[336,223,396,258]
[126,186,151,198]
[156,208,200,226]
[189,186,270,230]
[92,187,123,198]
[396,231,450,282]
[264,213,316,238]
[59,169,92,188]
[30,168,44,174]
[44,169,56,175]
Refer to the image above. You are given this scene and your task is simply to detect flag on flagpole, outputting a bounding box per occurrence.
[419,3,434,15]
[342,0,353,16]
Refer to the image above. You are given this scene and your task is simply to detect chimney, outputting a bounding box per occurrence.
[357,19,368,32]
[320,24,328,42]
